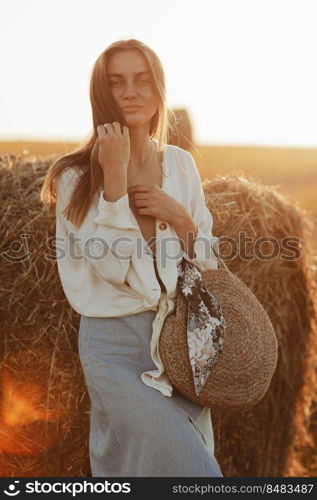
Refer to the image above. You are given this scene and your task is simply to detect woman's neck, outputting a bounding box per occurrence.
[128,128,154,166]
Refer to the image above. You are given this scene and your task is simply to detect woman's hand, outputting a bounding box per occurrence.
[96,122,130,173]
[95,122,131,202]
[127,184,191,225]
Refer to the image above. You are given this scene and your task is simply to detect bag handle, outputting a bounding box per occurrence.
[212,239,230,272]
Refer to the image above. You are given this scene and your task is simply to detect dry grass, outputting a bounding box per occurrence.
[0,147,316,477]
[202,173,317,477]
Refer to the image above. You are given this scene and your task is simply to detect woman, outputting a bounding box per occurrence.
[41,38,222,477]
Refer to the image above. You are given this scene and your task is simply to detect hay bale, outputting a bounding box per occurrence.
[0,153,316,477]
[204,172,317,477]
[0,152,90,477]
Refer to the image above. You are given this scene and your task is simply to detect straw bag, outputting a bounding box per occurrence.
[159,245,278,412]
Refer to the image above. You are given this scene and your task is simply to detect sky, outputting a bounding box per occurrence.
[1,0,317,147]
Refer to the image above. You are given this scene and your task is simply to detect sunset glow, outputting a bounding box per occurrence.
[1,0,316,147]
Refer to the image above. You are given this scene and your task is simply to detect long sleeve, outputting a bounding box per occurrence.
[55,167,141,285]
[181,152,219,271]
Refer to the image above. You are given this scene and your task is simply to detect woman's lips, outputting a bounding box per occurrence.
[122,107,142,112]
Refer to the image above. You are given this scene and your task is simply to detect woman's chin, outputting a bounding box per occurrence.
[126,118,149,128]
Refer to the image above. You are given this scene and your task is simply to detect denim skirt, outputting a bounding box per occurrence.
[78,307,223,477]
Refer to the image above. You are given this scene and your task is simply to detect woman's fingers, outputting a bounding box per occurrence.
[105,123,116,136]
[112,122,122,136]
[98,121,129,140]
[97,124,107,139]
[102,122,128,138]
[96,121,130,172]
[134,193,150,199]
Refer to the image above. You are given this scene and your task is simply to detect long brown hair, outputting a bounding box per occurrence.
[40,38,178,229]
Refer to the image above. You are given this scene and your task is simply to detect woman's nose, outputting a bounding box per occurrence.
[122,83,138,97]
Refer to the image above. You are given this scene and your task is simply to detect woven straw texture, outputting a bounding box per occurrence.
[159,263,278,411]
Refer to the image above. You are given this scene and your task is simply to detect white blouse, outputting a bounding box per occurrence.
[55,142,220,455]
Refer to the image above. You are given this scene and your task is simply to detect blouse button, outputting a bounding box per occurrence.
[159,222,167,230]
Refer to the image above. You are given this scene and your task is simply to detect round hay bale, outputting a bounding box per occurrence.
[0,153,316,477]
[203,172,317,477]
[0,152,90,477]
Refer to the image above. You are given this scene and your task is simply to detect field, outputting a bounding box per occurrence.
[1,139,316,212]
[2,139,316,243]
[0,141,317,477]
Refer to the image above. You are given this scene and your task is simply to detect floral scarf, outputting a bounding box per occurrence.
[177,258,227,396]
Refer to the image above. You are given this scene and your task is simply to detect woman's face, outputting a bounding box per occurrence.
[107,49,158,129]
